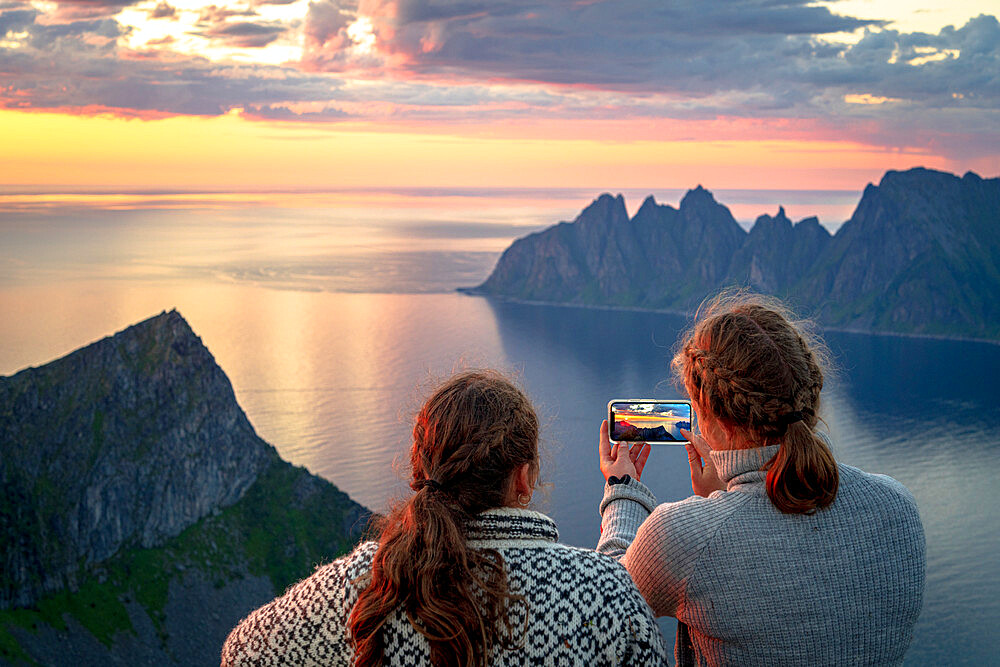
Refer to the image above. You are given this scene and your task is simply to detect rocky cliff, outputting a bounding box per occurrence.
[0,311,273,610]
[0,312,370,665]
[466,168,1000,340]
[802,169,1000,335]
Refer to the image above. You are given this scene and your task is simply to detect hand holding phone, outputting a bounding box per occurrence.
[599,420,650,482]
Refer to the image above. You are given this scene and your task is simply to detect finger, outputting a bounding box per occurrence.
[635,442,651,476]
[629,441,645,463]
[682,429,713,459]
[599,420,612,464]
[685,442,703,476]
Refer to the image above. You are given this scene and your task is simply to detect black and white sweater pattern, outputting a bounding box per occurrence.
[222,508,668,666]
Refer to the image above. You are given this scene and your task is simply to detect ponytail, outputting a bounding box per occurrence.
[350,488,513,667]
[765,421,838,514]
[348,370,536,667]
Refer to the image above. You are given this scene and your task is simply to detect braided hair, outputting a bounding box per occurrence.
[348,370,538,666]
[673,292,838,514]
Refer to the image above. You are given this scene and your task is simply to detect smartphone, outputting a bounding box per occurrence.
[607,399,693,445]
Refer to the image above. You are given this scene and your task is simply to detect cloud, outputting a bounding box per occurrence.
[148,1,175,20]
[0,7,35,32]
[298,1,996,118]
[0,9,341,116]
[196,4,257,25]
[46,0,144,21]
[302,0,883,84]
[0,0,996,163]
[242,103,350,121]
[301,0,355,67]
[198,20,290,48]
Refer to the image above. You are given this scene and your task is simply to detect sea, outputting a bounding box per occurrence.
[1,188,997,665]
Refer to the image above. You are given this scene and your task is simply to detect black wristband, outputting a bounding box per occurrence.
[607,474,632,486]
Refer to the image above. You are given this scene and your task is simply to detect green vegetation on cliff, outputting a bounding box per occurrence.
[0,457,369,666]
[0,311,370,666]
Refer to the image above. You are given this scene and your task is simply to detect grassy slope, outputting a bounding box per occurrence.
[0,458,369,665]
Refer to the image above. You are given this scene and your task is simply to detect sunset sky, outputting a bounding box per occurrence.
[1,0,997,192]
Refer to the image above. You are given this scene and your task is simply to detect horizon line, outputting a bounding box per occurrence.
[0,185,866,198]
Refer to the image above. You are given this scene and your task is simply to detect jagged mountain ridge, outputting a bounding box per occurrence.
[466,168,1000,340]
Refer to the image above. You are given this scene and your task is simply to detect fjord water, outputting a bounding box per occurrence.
[2,286,997,664]
[1,192,996,664]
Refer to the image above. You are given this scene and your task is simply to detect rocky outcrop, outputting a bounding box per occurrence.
[0,311,371,665]
[725,209,831,294]
[466,168,1000,340]
[474,187,746,310]
[800,169,1000,336]
[2,311,270,609]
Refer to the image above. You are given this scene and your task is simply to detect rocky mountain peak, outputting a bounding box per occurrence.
[576,193,628,228]
[679,184,718,210]
[750,208,793,236]
[1,310,275,609]
[879,166,955,188]
[636,194,659,213]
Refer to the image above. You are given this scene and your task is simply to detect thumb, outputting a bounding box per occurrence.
[599,420,613,464]
[685,442,703,478]
[683,429,712,460]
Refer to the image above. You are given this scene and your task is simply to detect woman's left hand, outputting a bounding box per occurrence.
[683,428,726,497]
[599,420,651,482]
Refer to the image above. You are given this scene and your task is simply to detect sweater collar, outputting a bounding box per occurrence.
[710,444,780,489]
[465,508,559,544]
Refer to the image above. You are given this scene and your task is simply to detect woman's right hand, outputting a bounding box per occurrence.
[599,420,650,482]
[682,429,726,497]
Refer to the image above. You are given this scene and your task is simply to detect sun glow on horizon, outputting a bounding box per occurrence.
[0,108,971,193]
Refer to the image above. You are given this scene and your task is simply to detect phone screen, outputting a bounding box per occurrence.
[608,400,692,444]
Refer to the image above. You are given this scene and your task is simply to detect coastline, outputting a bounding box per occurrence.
[455,288,1000,347]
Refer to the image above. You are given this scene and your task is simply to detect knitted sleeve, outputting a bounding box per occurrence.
[596,479,659,559]
[599,483,749,619]
[220,541,376,667]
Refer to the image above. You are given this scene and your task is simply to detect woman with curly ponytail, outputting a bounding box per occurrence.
[223,370,668,667]
[596,292,925,666]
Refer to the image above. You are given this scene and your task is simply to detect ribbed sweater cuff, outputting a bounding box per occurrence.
[600,478,658,515]
[597,479,658,559]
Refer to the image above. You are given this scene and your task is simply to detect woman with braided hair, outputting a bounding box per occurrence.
[597,292,925,666]
[223,369,668,667]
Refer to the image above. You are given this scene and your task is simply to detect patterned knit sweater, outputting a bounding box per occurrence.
[597,445,926,667]
[223,508,668,666]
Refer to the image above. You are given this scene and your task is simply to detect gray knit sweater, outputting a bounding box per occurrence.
[223,508,668,666]
[597,445,925,666]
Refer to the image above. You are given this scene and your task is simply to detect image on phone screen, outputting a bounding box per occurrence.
[608,400,692,444]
